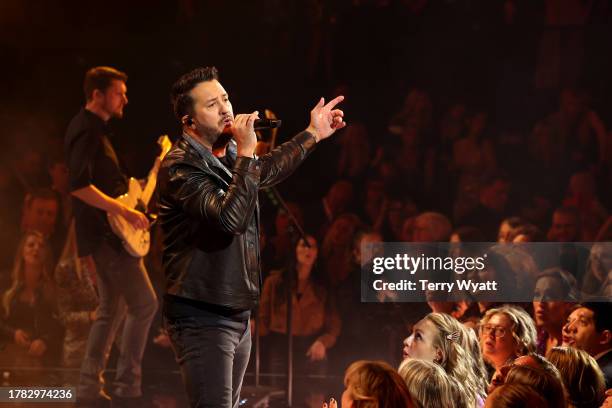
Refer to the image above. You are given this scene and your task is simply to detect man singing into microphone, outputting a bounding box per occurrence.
[158,67,345,407]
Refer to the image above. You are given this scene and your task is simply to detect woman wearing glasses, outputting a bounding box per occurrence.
[479,305,538,378]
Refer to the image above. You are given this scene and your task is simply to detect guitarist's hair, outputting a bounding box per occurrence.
[171,66,220,120]
[84,66,128,101]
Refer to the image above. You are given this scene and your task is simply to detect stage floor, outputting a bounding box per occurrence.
[0,368,343,407]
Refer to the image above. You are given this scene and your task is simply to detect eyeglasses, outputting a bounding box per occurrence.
[480,325,507,338]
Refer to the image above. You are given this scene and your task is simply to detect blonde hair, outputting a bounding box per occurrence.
[424,313,488,407]
[2,230,54,318]
[344,360,413,408]
[398,358,467,408]
[459,323,489,399]
[546,347,606,408]
[480,305,537,357]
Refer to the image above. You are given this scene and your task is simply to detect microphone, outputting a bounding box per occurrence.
[254,119,281,130]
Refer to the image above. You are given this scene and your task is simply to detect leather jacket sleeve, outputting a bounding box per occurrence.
[164,131,316,236]
[167,156,261,235]
[258,131,317,188]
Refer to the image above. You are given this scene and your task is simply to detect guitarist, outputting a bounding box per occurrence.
[64,66,157,407]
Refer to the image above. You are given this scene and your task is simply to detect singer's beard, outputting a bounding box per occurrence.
[212,131,233,150]
[200,123,228,146]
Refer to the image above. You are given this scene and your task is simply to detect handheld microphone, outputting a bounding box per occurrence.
[254,119,281,130]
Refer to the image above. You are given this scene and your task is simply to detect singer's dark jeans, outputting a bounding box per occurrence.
[164,311,251,408]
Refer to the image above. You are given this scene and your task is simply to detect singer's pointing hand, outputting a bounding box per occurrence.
[233,111,259,157]
[306,95,346,142]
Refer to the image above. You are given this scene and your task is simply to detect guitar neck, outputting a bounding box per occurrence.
[139,135,171,210]
[140,160,160,208]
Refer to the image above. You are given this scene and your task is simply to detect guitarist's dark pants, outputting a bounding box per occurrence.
[78,241,158,398]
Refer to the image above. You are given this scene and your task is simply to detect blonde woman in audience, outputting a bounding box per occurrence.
[398,358,467,408]
[479,305,537,375]
[547,347,606,408]
[0,230,61,379]
[402,312,487,407]
[322,360,413,408]
[460,320,490,397]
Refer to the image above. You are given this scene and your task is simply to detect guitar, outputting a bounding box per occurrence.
[107,135,172,257]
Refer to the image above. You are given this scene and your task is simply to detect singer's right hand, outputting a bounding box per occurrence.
[232,111,259,157]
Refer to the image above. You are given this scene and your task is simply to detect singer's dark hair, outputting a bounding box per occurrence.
[170,66,219,120]
[84,66,127,101]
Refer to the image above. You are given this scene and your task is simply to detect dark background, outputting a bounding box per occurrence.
[2,0,611,201]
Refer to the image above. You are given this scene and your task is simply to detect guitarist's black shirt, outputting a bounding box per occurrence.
[65,108,128,257]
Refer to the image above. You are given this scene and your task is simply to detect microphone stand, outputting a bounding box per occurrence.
[253,119,308,407]
[255,185,309,408]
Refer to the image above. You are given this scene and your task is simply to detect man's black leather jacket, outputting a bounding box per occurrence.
[157,131,317,310]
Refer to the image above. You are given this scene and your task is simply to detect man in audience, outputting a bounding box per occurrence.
[21,188,59,238]
[562,302,612,387]
[20,188,62,259]
[548,206,581,243]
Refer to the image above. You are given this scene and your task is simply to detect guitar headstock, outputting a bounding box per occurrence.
[157,135,172,161]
